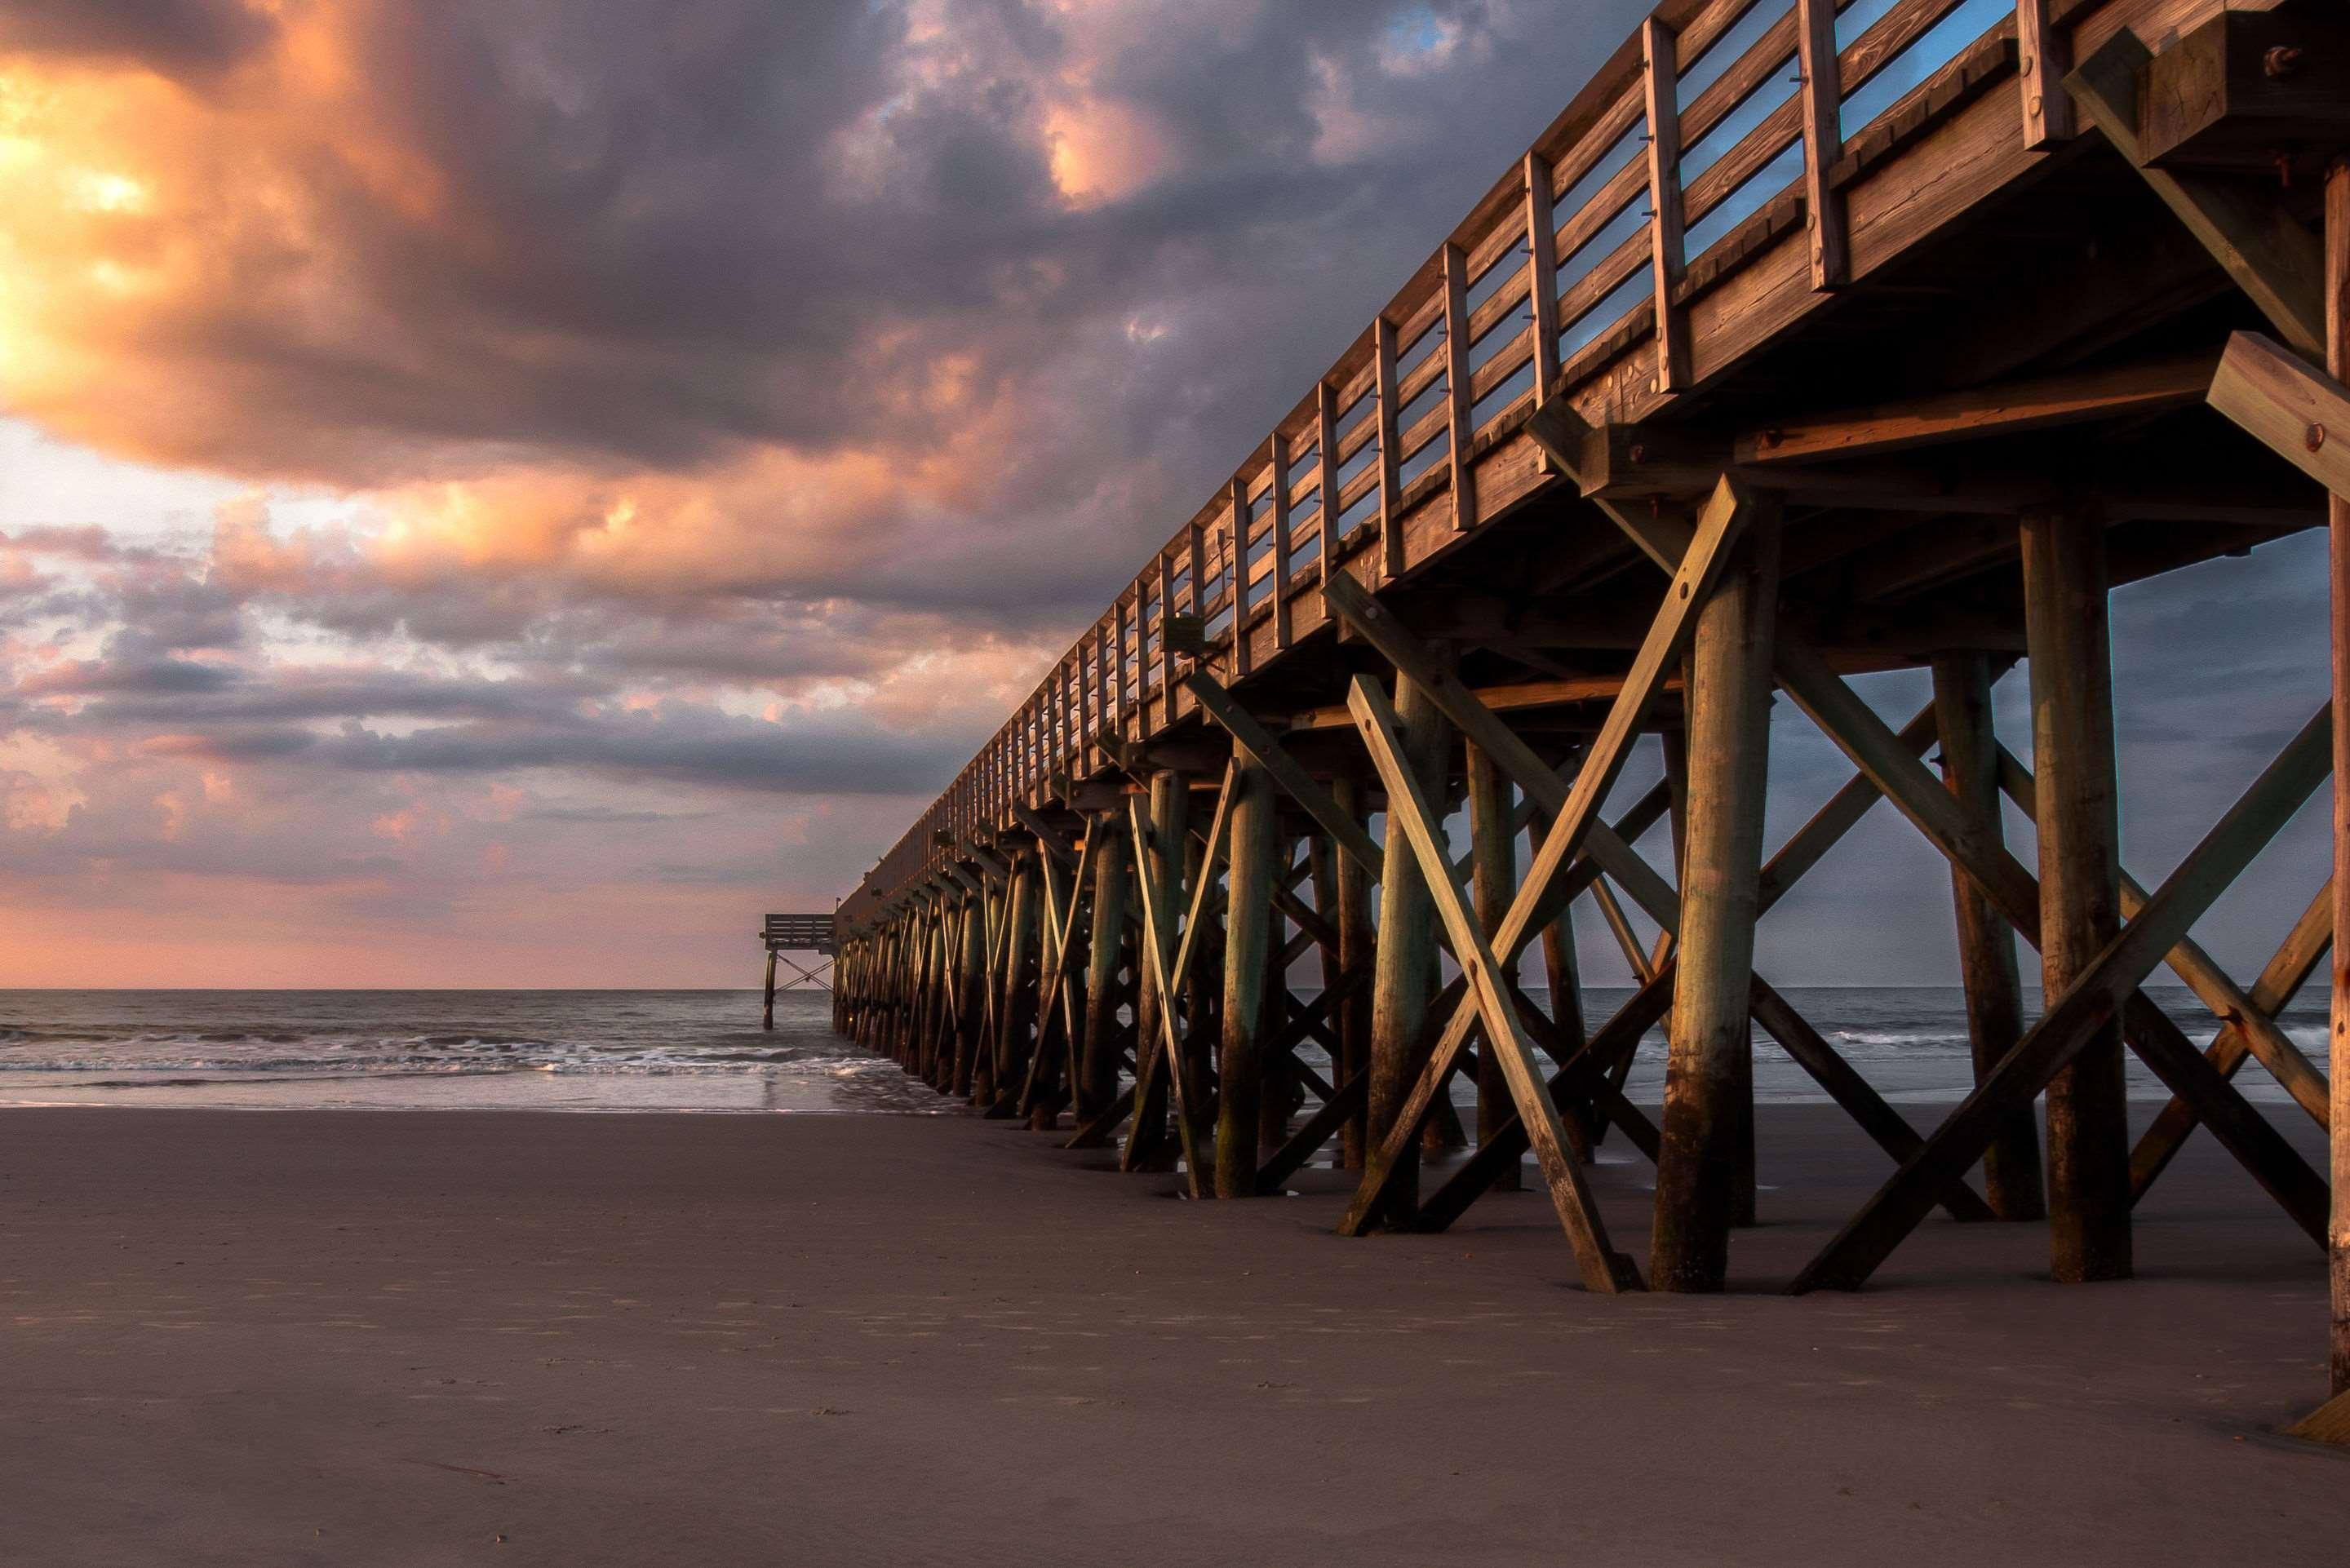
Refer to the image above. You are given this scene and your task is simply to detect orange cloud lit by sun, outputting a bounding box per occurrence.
[0,11,472,471]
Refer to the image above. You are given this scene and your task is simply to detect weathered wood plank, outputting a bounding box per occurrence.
[2068,33,2328,358]
[1737,350,2218,465]
[2206,330,2350,503]
[1350,674,1640,1291]
[1795,0,1847,291]
[1788,692,2334,1291]
[1933,654,2046,1221]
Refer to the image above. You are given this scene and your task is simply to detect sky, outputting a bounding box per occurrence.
[0,0,2332,990]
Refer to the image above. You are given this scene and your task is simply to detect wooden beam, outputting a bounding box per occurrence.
[1748,977,1996,1225]
[1120,760,1239,1150]
[2016,0,2071,149]
[1363,671,1452,1226]
[2139,9,2350,172]
[1788,691,2334,1292]
[1794,0,1847,290]
[1332,775,1374,1167]
[1465,740,1520,1187]
[1269,432,1295,650]
[2328,149,2350,1407]
[1316,383,1341,589]
[1226,479,1253,679]
[1523,152,1563,405]
[1185,670,1384,875]
[2020,507,2133,1282]
[1374,316,1405,581]
[2206,330,2350,503]
[1350,675,1640,1291]
[1932,653,2046,1221]
[1217,757,1279,1198]
[1442,242,1478,532]
[1420,968,1677,1232]
[1774,639,2331,1251]
[2066,33,2326,358]
[2129,878,2332,1199]
[1997,743,2330,1127]
[1124,795,1210,1197]
[1736,350,2218,467]
[1652,499,1780,1291]
[1337,476,1753,1237]
[1071,811,1133,1141]
[1641,16,1692,396]
[1257,1066,1368,1194]
[1123,773,1187,1169]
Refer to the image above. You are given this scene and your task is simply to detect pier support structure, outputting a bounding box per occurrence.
[822,0,2350,1429]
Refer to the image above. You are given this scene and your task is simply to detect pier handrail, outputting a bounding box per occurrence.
[848,0,2086,924]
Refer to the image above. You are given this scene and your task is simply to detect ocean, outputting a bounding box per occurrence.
[0,986,2318,1114]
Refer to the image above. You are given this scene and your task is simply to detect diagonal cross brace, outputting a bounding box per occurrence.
[1996,742,2330,1126]
[2131,879,2333,1199]
[1350,673,1642,1291]
[1786,675,2333,1291]
[1326,559,1988,1225]
[1336,475,1755,1237]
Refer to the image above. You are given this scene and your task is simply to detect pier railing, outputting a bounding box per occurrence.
[849,0,2090,923]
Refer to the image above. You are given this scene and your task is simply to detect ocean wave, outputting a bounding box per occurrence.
[1829,1030,1974,1048]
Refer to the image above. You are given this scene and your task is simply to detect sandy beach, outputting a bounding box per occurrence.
[4,1103,2343,1566]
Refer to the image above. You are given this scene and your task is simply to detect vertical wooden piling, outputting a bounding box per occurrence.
[1217,757,1279,1198]
[1127,771,1186,1166]
[928,905,954,1088]
[1652,503,1780,1291]
[1031,852,1071,1132]
[1931,651,2046,1220]
[1078,813,1132,1133]
[2325,152,2349,1396]
[762,948,777,1031]
[991,854,1038,1114]
[2022,506,2132,1283]
[1367,676,1452,1225]
[952,885,987,1097]
[1466,740,1520,1189]
[1332,775,1375,1167]
[1261,875,1296,1161]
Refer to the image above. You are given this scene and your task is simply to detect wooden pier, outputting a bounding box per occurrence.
[831,0,2350,1428]
[759,912,836,1030]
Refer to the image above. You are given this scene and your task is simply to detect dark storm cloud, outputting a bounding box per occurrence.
[303,706,975,795]
[0,0,273,74]
[19,655,238,696]
[3,2,1652,594]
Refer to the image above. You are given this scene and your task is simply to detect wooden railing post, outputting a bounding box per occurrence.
[2018,0,2073,149]
[1315,383,1341,586]
[1229,476,1254,676]
[1269,433,1294,650]
[1796,0,1848,290]
[1523,152,1562,404]
[1373,316,1405,580]
[1641,16,1692,396]
[1441,243,1479,531]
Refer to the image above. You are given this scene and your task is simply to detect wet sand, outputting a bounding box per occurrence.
[3,1104,2344,1566]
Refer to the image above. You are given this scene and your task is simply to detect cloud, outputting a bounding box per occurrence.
[51,0,2325,988]
[0,0,276,77]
